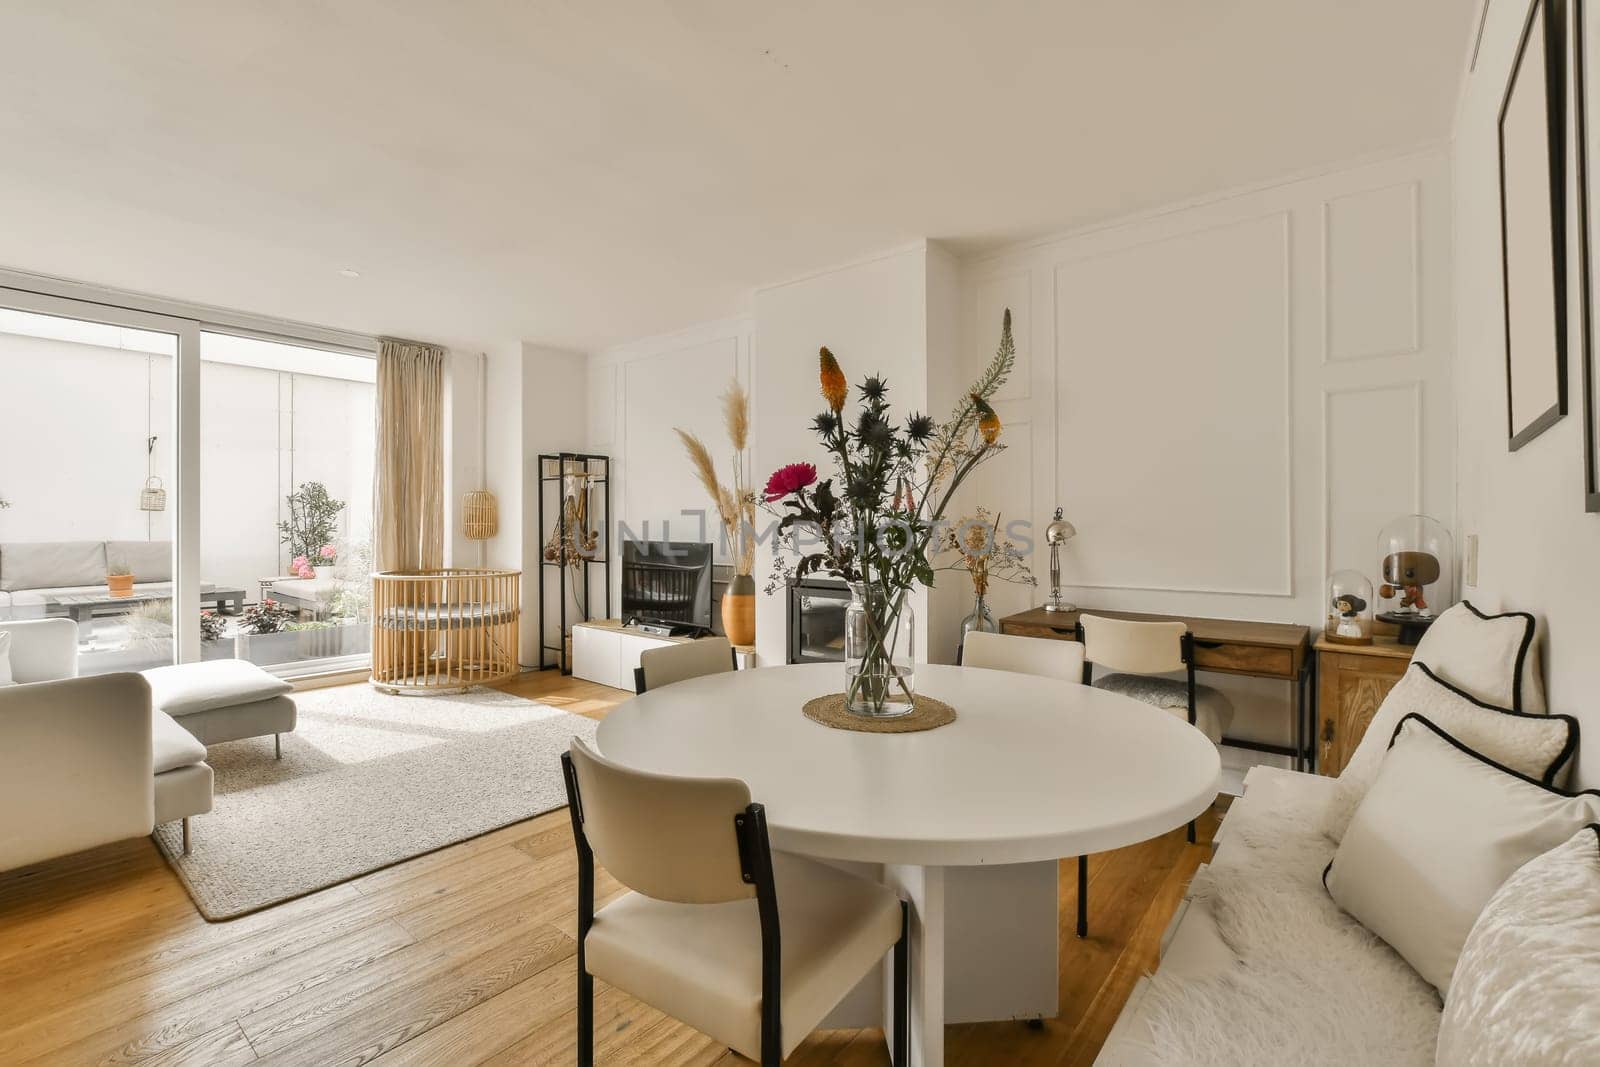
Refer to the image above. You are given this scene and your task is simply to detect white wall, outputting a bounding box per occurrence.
[1455,0,1599,787]
[0,330,373,599]
[961,148,1456,752]
[751,244,936,666]
[523,343,589,666]
[443,342,588,667]
[589,317,754,626]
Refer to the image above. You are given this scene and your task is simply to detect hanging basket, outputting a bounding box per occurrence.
[139,476,167,512]
[463,489,498,540]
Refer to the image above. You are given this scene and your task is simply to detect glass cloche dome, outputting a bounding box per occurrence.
[1326,570,1375,646]
[1375,514,1455,644]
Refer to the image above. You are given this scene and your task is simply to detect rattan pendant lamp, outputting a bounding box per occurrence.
[462,352,498,557]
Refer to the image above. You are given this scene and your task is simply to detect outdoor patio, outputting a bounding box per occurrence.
[0,311,375,677]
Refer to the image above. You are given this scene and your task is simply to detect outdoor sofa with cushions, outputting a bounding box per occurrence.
[0,618,212,870]
[0,539,222,620]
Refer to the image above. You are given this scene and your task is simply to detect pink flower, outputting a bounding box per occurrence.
[296,563,315,579]
[319,544,337,559]
[292,555,309,571]
[764,462,818,502]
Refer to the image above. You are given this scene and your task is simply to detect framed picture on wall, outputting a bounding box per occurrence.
[1575,0,1600,508]
[1498,0,1567,452]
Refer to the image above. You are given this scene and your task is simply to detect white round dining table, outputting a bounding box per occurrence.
[595,662,1220,1066]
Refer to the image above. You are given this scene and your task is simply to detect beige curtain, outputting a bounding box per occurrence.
[374,338,446,573]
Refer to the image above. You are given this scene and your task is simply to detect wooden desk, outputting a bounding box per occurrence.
[998,606,1315,770]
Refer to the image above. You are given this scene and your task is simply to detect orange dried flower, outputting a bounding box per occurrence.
[819,347,847,413]
[972,393,1001,445]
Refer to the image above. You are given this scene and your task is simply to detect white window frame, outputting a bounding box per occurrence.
[0,268,378,667]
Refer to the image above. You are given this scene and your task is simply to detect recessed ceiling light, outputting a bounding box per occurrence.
[338,268,361,278]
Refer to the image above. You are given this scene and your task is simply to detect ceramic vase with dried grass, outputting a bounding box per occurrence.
[676,380,757,646]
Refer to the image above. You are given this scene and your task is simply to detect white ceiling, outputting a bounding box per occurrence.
[0,1,1475,353]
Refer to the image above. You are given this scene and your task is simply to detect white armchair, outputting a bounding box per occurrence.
[0,618,211,872]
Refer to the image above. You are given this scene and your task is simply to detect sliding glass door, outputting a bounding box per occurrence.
[199,332,376,676]
[0,289,198,671]
[1,284,375,678]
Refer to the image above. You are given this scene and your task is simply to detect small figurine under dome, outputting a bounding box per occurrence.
[1375,514,1455,644]
[1326,570,1375,646]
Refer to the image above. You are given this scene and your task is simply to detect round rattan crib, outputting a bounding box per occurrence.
[370,569,521,693]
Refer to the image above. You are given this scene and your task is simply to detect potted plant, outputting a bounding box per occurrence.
[107,561,135,597]
[676,380,757,645]
[198,609,227,644]
[278,481,346,573]
[314,542,337,580]
[763,311,1015,717]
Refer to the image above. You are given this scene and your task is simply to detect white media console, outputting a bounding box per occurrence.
[570,619,754,690]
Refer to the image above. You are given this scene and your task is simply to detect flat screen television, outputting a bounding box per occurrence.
[621,540,714,630]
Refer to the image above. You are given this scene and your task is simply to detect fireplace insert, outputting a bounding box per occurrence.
[787,577,850,664]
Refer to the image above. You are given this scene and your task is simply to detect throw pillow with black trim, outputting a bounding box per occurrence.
[1324,662,1576,842]
[1412,601,1545,712]
[1436,824,1600,1065]
[1324,714,1600,996]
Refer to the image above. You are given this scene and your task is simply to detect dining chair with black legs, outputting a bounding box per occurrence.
[633,635,736,693]
[1077,614,1233,848]
[561,737,909,1066]
[960,630,1095,939]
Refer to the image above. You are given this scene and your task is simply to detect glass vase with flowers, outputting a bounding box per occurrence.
[763,311,1016,717]
[937,507,1037,657]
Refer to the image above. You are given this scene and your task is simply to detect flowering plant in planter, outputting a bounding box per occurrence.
[198,609,227,644]
[240,598,293,636]
[763,310,1015,716]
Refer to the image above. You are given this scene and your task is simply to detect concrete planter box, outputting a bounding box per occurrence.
[234,621,370,666]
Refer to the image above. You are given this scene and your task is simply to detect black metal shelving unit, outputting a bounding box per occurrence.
[537,452,611,673]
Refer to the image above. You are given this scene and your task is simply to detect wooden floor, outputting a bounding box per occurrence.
[0,670,1219,1066]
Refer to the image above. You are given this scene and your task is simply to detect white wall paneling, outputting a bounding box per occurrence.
[1322,181,1423,362]
[1321,381,1423,579]
[591,316,754,625]
[961,147,1454,752]
[1054,213,1294,597]
[965,271,1032,403]
[751,244,932,667]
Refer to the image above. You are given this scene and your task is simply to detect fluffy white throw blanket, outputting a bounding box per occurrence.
[1138,774,1442,1066]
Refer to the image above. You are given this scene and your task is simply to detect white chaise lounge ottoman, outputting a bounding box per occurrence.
[141,660,297,757]
[153,706,214,853]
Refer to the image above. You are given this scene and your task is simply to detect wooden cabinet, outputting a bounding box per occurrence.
[1315,637,1414,776]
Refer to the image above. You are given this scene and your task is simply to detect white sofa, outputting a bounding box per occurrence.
[0,539,220,619]
[0,618,213,871]
[1097,764,1444,1065]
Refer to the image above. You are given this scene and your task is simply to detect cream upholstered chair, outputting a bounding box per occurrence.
[634,635,736,694]
[961,629,1094,938]
[961,629,1085,683]
[561,738,908,1066]
[1078,614,1232,846]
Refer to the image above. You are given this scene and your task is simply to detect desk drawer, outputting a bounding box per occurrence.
[1001,621,1079,641]
[1191,641,1293,678]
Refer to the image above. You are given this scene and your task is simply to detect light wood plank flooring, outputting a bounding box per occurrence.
[0,670,1219,1065]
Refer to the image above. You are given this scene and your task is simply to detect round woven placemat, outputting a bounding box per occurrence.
[801,692,957,733]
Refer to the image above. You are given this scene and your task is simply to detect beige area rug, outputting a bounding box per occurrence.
[153,684,599,921]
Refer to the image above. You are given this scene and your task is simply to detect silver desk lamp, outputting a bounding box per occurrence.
[1044,506,1077,612]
